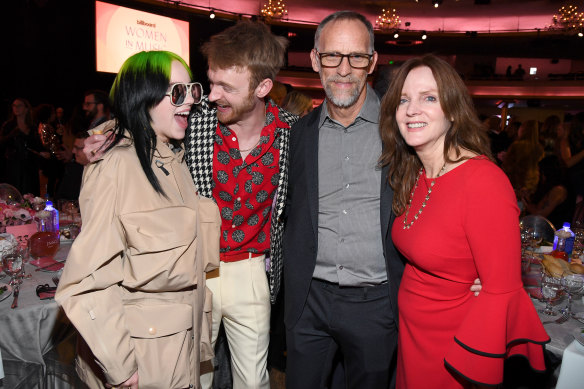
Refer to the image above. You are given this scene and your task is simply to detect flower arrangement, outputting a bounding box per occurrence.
[0,194,45,233]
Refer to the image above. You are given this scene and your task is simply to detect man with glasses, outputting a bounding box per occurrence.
[82,89,111,130]
[282,11,404,389]
[186,20,297,389]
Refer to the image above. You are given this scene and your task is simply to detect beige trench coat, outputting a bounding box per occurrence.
[55,121,220,389]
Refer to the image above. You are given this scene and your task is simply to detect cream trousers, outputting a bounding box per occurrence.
[200,255,271,389]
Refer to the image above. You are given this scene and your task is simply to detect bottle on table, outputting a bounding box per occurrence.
[29,201,60,260]
[552,222,575,261]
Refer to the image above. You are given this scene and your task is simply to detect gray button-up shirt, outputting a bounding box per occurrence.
[313,85,387,286]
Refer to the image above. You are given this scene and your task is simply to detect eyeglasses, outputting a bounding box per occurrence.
[315,50,373,69]
[166,82,203,106]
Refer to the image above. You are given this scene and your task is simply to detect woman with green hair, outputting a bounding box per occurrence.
[56,51,221,389]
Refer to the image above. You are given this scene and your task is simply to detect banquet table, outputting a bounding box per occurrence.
[0,241,78,388]
[524,255,584,388]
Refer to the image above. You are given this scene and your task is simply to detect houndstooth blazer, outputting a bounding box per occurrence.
[185,96,298,303]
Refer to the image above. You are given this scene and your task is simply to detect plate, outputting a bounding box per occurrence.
[572,327,584,347]
[0,282,13,302]
[536,246,554,254]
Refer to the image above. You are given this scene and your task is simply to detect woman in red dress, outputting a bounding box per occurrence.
[379,55,550,388]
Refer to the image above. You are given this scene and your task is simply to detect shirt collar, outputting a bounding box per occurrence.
[154,137,184,162]
[318,84,380,129]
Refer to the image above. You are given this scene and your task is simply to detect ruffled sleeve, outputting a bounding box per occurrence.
[444,159,550,386]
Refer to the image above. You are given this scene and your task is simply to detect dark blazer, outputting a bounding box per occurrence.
[283,104,405,328]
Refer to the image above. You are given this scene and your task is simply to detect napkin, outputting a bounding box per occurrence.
[30,257,64,272]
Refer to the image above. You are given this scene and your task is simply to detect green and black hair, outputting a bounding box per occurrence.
[107,50,192,195]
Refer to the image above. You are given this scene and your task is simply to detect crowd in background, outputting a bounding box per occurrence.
[2,82,583,232]
[486,111,584,228]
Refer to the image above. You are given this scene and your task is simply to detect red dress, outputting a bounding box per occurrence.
[392,157,549,388]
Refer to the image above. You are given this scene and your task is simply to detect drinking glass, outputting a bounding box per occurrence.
[2,253,24,286]
[562,274,584,317]
[540,273,563,316]
[520,226,532,259]
[531,229,543,251]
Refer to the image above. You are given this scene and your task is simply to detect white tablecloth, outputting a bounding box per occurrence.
[556,339,584,389]
[0,242,73,365]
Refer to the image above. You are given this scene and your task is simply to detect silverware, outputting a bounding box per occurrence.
[11,285,19,309]
[542,312,569,325]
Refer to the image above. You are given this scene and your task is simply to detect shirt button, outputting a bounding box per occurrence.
[148,327,157,335]
[237,197,241,201]
[339,265,344,270]
[232,136,236,141]
[232,224,235,228]
[345,155,349,160]
[342,210,347,215]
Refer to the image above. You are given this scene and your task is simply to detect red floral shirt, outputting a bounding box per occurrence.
[212,102,288,261]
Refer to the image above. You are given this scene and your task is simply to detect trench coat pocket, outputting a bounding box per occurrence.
[200,286,214,362]
[121,207,197,255]
[124,302,194,389]
[198,197,221,272]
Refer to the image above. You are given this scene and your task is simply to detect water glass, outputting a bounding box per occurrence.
[562,274,584,317]
[540,273,563,316]
[2,253,23,286]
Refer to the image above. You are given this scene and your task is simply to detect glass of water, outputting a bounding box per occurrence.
[2,252,23,286]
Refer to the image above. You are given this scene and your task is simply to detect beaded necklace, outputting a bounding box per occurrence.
[403,163,446,230]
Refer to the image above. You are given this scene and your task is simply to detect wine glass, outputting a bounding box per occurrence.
[540,272,563,316]
[2,252,24,286]
[520,226,532,259]
[18,242,32,280]
[562,274,584,317]
[531,228,543,252]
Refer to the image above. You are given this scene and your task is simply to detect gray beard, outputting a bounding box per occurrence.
[322,77,363,109]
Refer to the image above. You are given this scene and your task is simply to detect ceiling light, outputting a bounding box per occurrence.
[421,31,427,40]
[394,32,399,39]
[260,0,288,20]
[433,0,442,8]
[550,5,584,33]
[376,8,401,31]
[209,9,215,19]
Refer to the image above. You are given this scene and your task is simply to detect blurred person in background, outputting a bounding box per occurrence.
[540,114,562,156]
[281,90,313,117]
[483,115,510,165]
[502,119,545,200]
[0,97,43,195]
[82,89,111,130]
[522,155,574,229]
[35,103,64,198]
[54,131,90,202]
